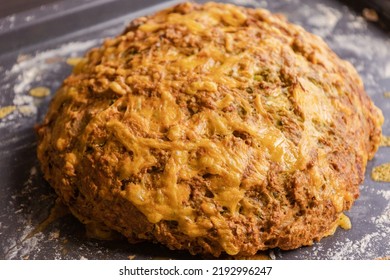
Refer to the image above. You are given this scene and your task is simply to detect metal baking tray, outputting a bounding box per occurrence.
[1,0,389,260]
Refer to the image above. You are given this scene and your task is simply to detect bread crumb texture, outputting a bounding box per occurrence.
[0,106,16,119]
[29,86,51,98]
[372,163,390,182]
[380,135,390,147]
[37,2,383,256]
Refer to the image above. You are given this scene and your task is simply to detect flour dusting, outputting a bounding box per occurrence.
[4,225,45,259]
[230,0,267,7]
[1,0,389,260]
[280,185,390,260]
[0,40,99,126]
[377,190,390,200]
[307,3,342,37]
[1,165,66,259]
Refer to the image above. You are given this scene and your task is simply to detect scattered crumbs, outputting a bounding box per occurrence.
[0,39,99,125]
[380,135,390,147]
[29,86,51,98]
[128,255,136,260]
[0,106,16,119]
[338,213,351,230]
[362,8,379,22]
[371,163,390,182]
[324,214,346,237]
[384,92,390,98]
[80,256,88,260]
[66,57,83,66]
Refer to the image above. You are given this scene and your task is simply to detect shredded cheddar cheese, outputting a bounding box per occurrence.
[37,2,384,256]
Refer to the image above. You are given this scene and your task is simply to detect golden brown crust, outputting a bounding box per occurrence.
[37,2,383,256]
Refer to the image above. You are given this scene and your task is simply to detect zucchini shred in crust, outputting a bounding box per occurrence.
[37,2,383,257]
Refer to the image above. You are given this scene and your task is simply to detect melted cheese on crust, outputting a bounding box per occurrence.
[37,2,383,256]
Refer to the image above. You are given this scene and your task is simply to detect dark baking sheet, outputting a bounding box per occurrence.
[0,0,389,260]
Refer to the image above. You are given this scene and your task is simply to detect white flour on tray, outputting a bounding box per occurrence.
[0,40,99,126]
[284,186,390,260]
[2,0,389,260]
[1,40,99,258]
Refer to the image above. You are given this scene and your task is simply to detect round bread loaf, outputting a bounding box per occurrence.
[37,2,383,256]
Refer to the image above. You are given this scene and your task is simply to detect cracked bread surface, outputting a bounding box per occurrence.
[37,2,383,256]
